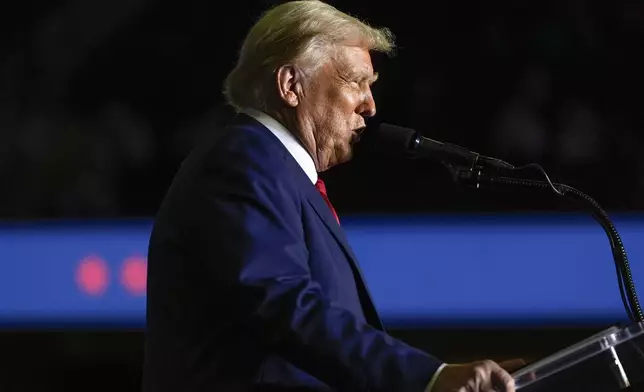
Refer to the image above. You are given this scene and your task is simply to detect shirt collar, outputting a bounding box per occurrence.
[242,108,318,184]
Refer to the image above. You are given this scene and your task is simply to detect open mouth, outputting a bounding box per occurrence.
[352,127,366,143]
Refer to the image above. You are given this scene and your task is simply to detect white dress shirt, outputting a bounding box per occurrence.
[243,108,318,185]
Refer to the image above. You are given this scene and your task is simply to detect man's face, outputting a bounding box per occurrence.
[300,45,378,170]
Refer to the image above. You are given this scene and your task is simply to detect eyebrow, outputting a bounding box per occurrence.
[343,70,379,84]
[355,72,378,85]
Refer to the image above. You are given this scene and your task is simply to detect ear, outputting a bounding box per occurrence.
[276,64,301,107]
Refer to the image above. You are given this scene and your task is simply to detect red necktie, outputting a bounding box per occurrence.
[315,179,340,224]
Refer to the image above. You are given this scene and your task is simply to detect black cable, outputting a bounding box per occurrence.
[450,163,643,323]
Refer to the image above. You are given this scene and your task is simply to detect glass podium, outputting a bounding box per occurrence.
[512,322,644,391]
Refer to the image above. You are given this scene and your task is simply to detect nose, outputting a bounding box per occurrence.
[357,92,376,118]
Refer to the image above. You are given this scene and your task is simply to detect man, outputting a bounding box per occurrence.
[143,1,521,391]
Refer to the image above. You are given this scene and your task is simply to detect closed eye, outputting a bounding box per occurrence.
[348,73,378,87]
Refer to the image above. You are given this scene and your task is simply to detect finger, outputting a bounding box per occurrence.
[491,364,516,392]
[498,358,526,373]
[491,377,515,392]
[477,361,500,392]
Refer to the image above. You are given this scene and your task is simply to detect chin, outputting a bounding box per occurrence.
[338,149,354,164]
[327,142,355,169]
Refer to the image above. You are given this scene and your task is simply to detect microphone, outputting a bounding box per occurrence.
[365,122,644,325]
[371,122,515,171]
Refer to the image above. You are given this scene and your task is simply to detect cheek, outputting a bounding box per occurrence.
[340,91,363,114]
[325,86,359,113]
[316,88,361,140]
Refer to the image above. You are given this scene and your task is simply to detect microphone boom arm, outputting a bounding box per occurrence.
[448,163,644,324]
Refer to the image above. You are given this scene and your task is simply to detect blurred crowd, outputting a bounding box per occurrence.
[1,0,643,219]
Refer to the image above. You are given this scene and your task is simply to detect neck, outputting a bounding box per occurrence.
[266,107,322,171]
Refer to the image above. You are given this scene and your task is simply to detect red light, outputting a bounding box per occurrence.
[76,255,109,296]
[121,255,147,295]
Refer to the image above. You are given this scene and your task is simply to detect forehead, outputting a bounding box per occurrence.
[331,46,374,78]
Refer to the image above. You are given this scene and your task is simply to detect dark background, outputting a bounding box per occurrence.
[1,0,643,390]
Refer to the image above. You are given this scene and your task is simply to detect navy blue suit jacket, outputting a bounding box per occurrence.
[142,115,443,391]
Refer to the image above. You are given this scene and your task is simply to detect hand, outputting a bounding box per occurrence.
[498,358,526,373]
[500,358,537,383]
[432,360,516,392]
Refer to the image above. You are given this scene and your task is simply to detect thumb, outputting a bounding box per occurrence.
[498,358,526,373]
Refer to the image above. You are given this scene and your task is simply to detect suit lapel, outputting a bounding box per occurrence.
[303,186,358,261]
[301,182,384,331]
[234,114,384,330]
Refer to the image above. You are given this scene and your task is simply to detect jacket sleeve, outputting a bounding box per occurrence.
[188,153,444,391]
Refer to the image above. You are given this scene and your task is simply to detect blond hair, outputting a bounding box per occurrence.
[223,0,395,112]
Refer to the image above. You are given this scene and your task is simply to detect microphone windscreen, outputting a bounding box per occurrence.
[377,123,416,147]
[363,122,417,155]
